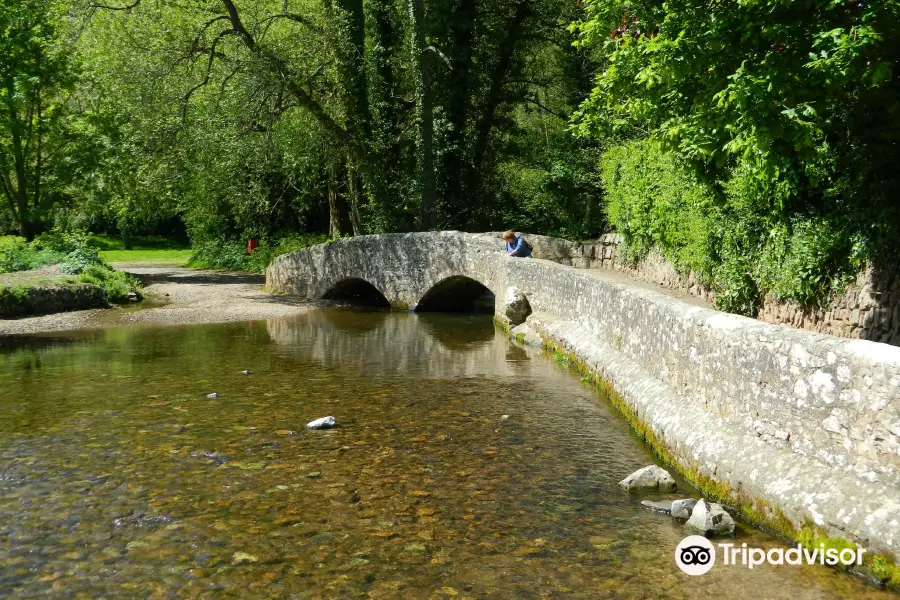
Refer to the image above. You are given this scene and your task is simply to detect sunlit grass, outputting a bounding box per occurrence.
[89,234,193,264]
[99,249,194,264]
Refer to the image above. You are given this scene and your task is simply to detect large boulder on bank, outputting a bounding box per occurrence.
[502,286,532,326]
[619,465,677,492]
[685,499,735,536]
[671,498,698,519]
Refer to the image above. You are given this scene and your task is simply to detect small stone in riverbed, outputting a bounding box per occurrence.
[671,498,698,519]
[241,370,252,375]
[307,416,336,429]
[640,500,672,515]
[619,465,676,492]
[305,472,321,478]
[500,415,510,421]
[685,499,735,536]
[232,551,259,565]
[205,392,218,399]
[275,430,294,436]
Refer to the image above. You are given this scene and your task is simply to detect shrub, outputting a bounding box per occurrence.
[599,140,868,314]
[76,264,140,302]
[188,234,329,273]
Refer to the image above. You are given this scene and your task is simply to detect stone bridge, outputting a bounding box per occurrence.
[267,231,900,562]
[266,232,528,318]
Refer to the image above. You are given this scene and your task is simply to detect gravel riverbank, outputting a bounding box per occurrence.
[0,264,314,336]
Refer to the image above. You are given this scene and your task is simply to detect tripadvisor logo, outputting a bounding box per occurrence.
[675,535,866,575]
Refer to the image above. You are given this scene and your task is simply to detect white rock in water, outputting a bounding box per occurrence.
[307,416,336,429]
[619,465,677,492]
[206,392,218,399]
[685,499,735,536]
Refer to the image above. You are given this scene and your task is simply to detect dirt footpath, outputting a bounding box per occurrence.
[0,264,313,336]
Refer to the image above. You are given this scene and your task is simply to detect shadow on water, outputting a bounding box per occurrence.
[321,306,390,334]
[415,312,497,351]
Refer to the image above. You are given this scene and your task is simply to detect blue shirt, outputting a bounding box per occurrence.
[506,236,531,257]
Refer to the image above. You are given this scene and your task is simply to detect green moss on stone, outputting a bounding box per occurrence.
[492,316,510,333]
[525,329,900,587]
[389,300,410,311]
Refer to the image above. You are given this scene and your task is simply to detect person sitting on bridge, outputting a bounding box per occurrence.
[502,231,532,258]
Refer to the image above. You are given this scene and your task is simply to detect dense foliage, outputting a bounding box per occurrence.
[0,233,140,300]
[0,0,898,312]
[574,0,900,312]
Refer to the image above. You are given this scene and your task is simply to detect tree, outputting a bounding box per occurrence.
[0,0,72,239]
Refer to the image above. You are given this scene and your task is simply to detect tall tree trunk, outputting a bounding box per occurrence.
[441,0,476,211]
[328,176,342,239]
[6,78,32,239]
[18,219,32,241]
[334,0,371,139]
[409,0,436,230]
[468,1,530,192]
[366,0,403,228]
[348,164,364,236]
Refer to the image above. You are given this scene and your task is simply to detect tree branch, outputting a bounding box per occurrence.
[424,46,452,70]
[182,29,236,122]
[523,97,568,120]
[219,0,366,162]
[91,0,140,10]
[0,153,18,218]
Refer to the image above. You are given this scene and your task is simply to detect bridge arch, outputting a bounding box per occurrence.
[321,277,390,308]
[414,275,494,314]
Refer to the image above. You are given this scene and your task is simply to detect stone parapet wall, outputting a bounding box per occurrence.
[520,232,900,346]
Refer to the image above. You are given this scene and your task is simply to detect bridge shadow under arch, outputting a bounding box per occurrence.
[415,276,494,314]
[322,278,391,308]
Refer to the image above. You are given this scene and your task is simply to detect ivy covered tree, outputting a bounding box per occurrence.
[572,0,900,311]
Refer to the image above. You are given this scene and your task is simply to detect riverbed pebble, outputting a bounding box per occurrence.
[307,416,336,429]
[205,393,218,399]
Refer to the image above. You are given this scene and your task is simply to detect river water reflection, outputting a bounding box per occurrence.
[0,310,892,598]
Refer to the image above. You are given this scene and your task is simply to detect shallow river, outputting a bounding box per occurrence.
[0,310,893,599]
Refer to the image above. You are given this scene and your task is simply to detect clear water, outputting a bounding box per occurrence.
[0,310,891,598]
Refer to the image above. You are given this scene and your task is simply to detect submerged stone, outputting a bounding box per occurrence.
[205,393,218,399]
[640,500,672,515]
[619,465,676,492]
[307,416,336,429]
[685,499,735,536]
[232,551,259,565]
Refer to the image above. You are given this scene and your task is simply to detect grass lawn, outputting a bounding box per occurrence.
[89,234,193,264]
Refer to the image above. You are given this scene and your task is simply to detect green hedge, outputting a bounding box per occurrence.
[600,140,865,315]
